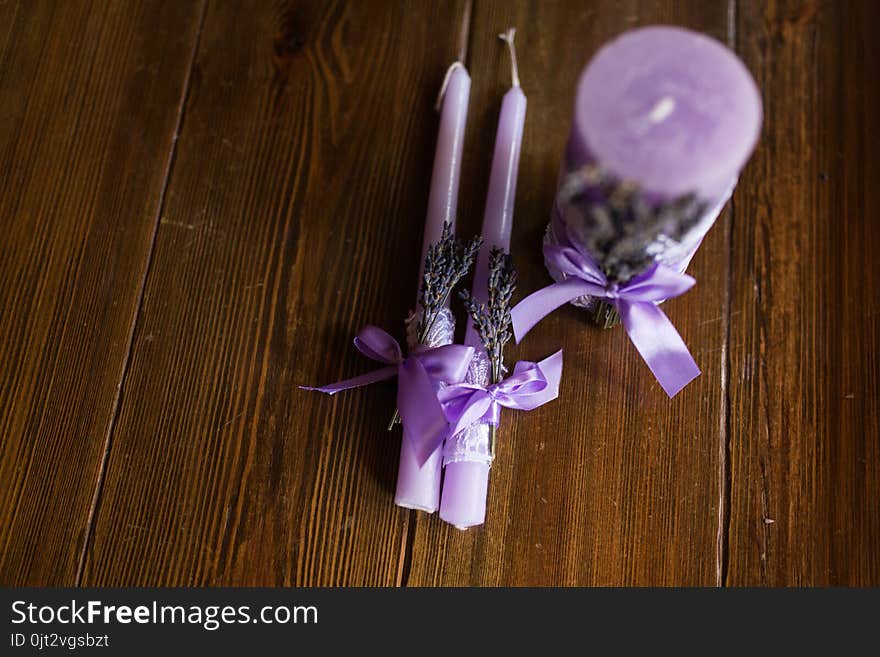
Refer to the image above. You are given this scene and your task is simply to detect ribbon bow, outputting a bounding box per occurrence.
[301,325,474,464]
[437,350,563,438]
[510,245,699,397]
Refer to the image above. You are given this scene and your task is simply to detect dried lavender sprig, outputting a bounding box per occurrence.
[460,248,517,455]
[388,223,481,429]
[417,222,482,343]
[461,247,517,376]
[560,165,708,284]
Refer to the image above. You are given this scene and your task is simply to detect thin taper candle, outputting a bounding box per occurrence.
[463,32,524,348]
[394,61,471,513]
[441,29,526,529]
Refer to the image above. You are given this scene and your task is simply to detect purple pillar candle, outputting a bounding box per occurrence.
[546,26,761,309]
[394,62,471,513]
[440,31,526,529]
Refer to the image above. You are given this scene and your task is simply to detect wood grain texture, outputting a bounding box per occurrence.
[3,0,878,587]
[727,0,880,585]
[405,0,734,586]
[79,0,471,585]
[0,0,202,585]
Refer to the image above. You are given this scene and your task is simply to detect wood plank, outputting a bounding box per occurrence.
[0,0,203,585]
[727,0,880,585]
[81,0,471,585]
[406,0,733,586]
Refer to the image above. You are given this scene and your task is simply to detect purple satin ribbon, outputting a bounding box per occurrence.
[438,350,563,438]
[511,245,700,397]
[301,325,474,465]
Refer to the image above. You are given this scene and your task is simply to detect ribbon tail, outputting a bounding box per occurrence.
[511,278,600,342]
[300,365,398,395]
[498,351,564,412]
[618,301,700,397]
[397,358,448,466]
[535,349,564,400]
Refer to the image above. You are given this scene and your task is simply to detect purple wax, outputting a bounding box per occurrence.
[572,26,762,200]
[464,84,526,346]
[419,64,471,273]
[395,425,443,512]
[547,26,762,312]
[394,63,471,513]
[440,72,526,530]
[440,462,490,530]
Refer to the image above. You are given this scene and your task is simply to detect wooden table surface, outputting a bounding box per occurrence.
[1,0,877,587]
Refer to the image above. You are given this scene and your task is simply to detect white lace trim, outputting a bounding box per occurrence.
[405,307,455,349]
[443,349,493,466]
[406,307,494,467]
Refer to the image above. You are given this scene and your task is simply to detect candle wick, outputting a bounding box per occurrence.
[498,27,520,89]
[648,96,676,123]
[435,61,465,111]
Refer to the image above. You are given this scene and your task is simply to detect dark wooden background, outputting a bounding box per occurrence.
[1,0,877,586]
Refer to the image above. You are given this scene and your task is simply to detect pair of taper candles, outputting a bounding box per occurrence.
[395,30,525,529]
